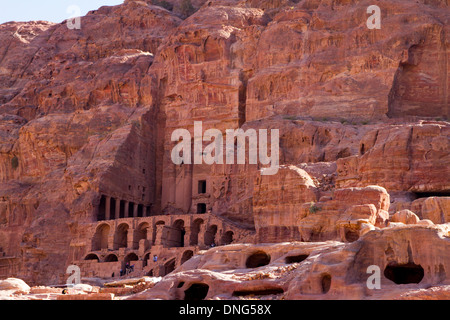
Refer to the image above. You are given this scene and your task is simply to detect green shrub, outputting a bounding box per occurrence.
[309,203,320,214]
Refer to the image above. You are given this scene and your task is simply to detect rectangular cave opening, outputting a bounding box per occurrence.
[137,204,144,217]
[119,200,126,219]
[232,287,284,297]
[197,203,207,214]
[97,195,106,221]
[198,180,207,194]
[110,198,117,220]
[413,191,450,199]
[128,202,134,217]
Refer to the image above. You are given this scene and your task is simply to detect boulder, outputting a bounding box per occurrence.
[0,278,30,293]
[391,209,420,225]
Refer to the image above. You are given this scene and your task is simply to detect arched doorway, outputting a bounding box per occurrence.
[190,219,204,246]
[181,250,194,265]
[124,252,139,265]
[170,219,185,247]
[134,222,150,250]
[204,225,217,247]
[246,251,271,268]
[163,259,176,276]
[114,223,129,249]
[184,283,209,300]
[153,221,165,245]
[92,223,110,251]
[123,253,139,276]
[104,254,118,262]
[84,253,99,261]
[221,231,234,245]
[143,252,151,268]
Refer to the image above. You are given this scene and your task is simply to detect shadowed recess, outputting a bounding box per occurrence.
[246,251,271,268]
[285,254,309,264]
[184,283,209,300]
[384,262,424,284]
[233,287,284,296]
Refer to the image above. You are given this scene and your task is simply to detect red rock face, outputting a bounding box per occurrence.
[0,0,448,296]
[336,123,450,192]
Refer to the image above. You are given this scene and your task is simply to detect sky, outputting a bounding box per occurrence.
[0,0,124,24]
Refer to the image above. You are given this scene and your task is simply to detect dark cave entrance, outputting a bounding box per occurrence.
[163,259,176,276]
[321,274,332,294]
[384,262,424,284]
[97,195,106,221]
[198,180,207,194]
[413,191,450,199]
[285,254,309,264]
[246,251,271,268]
[233,287,284,296]
[184,283,209,301]
[197,203,207,214]
[345,229,359,242]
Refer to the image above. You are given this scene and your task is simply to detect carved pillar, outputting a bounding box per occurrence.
[138,239,147,256]
[212,231,218,247]
[133,203,138,218]
[115,198,120,220]
[217,229,223,246]
[147,226,154,245]
[127,229,134,249]
[108,232,114,250]
[184,227,191,247]
[154,224,165,246]
[105,196,111,220]
[124,201,129,218]
[198,224,207,248]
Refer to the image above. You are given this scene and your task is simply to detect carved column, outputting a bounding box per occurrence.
[154,224,165,246]
[183,227,191,247]
[115,198,120,220]
[147,226,154,245]
[198,224,206,248]
[133,203,138,218]
[108,232,114,250]
[127,228,134,249]
[105,196,111,220]
[124,201,129,218]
